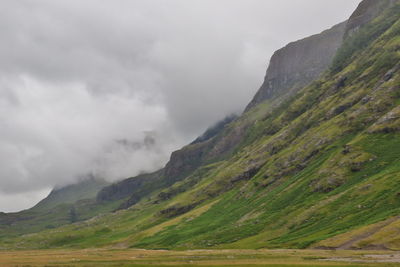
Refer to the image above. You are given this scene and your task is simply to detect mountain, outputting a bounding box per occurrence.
[33,176,109,211]
[344,0,398,37]
[1,0,400,251]
[0,177,118,239]
[245,21,347,111]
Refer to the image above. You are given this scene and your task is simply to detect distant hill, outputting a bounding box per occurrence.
[0,177,119,239]
[33,176,109,211]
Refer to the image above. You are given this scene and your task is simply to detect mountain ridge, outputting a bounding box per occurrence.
[33,176,109,211]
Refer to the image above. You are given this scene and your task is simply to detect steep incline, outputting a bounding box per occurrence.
[245,22,347,110]
[345,0,398,37]
[1,0,400,251]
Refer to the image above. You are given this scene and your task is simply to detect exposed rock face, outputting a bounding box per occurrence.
[96,141,212,209]
[345,0,400,38]
[96,171,161,203]
[159,203,198,218]
[245,1,400,112]
[163,143,207,183]
[96,176,145,202]
[245,22,347,110]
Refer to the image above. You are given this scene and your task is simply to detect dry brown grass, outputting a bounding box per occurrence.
[0,248,399,266]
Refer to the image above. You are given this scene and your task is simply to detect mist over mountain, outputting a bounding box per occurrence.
[1,1,400,255]
[0,0,360,212]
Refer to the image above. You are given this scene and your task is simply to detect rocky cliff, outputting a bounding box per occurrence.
[95,115,241,209]
[245,22,347,110]
[246,0,400,111]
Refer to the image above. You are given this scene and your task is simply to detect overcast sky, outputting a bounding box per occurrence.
[0,0,360,212]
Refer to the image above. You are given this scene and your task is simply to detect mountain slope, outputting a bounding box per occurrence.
[33,177,109,211]
[1,0,400,251]
[0,178,120,239]
[344,0,398,37]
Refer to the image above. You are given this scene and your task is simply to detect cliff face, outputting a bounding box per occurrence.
[245,22,347,110]
[345,0,399,37]
[96,116,242,209]
[246,0,400,112]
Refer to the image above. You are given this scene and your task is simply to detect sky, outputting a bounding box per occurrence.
[0,0,361,212]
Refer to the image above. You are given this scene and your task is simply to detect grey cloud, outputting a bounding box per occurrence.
[0,0,360,211]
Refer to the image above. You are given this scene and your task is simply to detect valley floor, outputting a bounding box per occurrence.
[1,249,400,266]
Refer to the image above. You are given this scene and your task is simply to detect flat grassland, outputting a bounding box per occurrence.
[1,249,400,267]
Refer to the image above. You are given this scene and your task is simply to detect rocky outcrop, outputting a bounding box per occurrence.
[163,143,207,183]
[96,141,213,209]
[159,203,198,218]
[245,21,347,110]
[96,171,161,203]
[95,115,240,210]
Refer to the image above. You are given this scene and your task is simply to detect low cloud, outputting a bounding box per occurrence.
[0,0,360,211]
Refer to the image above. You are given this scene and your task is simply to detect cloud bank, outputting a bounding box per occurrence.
[0,0,360,212]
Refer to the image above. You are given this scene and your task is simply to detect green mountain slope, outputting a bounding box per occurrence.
[0,177,121,239]
[1,0,400,251]
[33,177,109,211]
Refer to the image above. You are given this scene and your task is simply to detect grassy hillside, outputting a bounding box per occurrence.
[0,178,122,239]
[33,177,109,211]
[1,1,400,251]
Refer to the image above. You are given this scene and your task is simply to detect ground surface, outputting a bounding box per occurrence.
[1,249,400,266]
